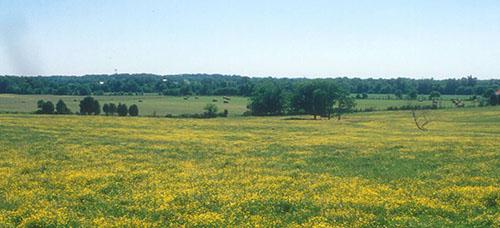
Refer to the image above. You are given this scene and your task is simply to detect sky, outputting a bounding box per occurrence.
[1,0,499,79]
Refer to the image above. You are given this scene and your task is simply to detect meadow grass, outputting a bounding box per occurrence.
[358,93,472,100]
[355,98,476,110]
[0,107,498,226]
[0,94,477,116]
[0,94,249,116]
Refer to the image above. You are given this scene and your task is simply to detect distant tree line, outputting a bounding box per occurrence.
[248,79,355,119]
[102,102,139,116]
[36,99,71,114]
[1,74,498,96]
[34,96,228,118]
[36,97,140,116]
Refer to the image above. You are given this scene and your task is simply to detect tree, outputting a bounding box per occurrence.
[483,89,499,106]
[490,92,499,106]
[129,104,139,116]
[109,103,117,116]
[37,100,45,109]
[42,101,55,114]
[249,81,285,116]
[332,95,355,120]
[36,100,54,114]
[290,80,340,119]
[55,99,71,114]
[77,85,91,96]
[203,103,218,118]
[79,96,100,115]
[179,84,193,96]
[117,103,128,116]
[407,90,418,100]
[311,89,329,119]
[103,103,110,115]
[93,100,101,115]
[429,91,441,100]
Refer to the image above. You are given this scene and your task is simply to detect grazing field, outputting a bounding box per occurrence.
[355,98,475,111]
[0,107,498,226]
[359,93,472,100]
[0,94,477,116]
[0,94,249,116]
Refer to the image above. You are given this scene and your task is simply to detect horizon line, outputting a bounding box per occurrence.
[1,73,499,81]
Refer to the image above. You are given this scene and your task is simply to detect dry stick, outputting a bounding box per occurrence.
[412,109,430,131]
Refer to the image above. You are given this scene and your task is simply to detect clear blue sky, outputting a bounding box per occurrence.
[1,0,499,79]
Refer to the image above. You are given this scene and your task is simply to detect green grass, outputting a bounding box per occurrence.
[356,93,472,100]
[0,107,498,226]
[355,98,476,110]
[354,94,477,110]
[0,94,481,116]
[0,94,249,116]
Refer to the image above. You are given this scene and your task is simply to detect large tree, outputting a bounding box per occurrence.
[290,80,341,119]
[332,95,355,120]
[407,89,418,100]
[117,103,128,116]
[55,99,71,114]
[108,103,117,115]
[129,104,139,116]
[103,104,110,116]
[36,100,55,114]
[79,97,100,115]
[93,100,101,115]
[249,81,285,116]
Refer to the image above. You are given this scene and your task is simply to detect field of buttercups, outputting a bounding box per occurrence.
[0,107,498,226]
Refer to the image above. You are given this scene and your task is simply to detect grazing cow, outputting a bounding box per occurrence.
[452,99,464,108]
